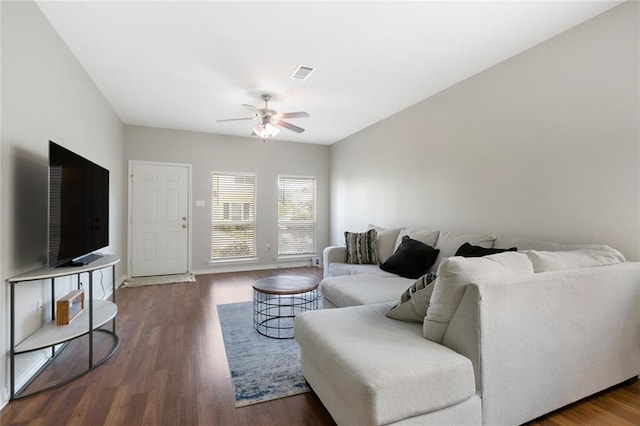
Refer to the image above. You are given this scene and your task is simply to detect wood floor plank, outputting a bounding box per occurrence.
[103,384,132,425]
[1,267,639,425]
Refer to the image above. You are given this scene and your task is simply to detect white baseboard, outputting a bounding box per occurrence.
[193,260,313,275]
[0,388,8,411]
[10,350,51,401]
[115,274,128,290]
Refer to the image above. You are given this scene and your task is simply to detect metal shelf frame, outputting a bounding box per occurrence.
[7,255,121,399]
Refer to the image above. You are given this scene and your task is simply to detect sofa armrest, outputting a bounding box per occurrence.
[323,245,347,278]
[442,262,640,426]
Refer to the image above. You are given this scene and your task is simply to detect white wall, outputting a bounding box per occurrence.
[0,0,4,406]
[330,2,640,260]
[1,1,125,406]
[124,125,330,273]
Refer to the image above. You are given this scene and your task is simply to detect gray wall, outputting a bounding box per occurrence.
[1,1,125,406]
[330,2,640,260]
[124,125,330,273]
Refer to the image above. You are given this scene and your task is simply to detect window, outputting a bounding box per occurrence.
[278,176,316,257]
[211,172,257,261]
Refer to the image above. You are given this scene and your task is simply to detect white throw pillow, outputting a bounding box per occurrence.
[369,225,401,263]
[424,252,534,343]
[523,247,625,273]
[394,228,440,251]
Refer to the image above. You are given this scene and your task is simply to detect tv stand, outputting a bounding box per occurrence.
[7,255,120,399]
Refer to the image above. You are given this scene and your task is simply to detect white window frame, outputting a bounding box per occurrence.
[211,171,257,262]
[277,175,317,258]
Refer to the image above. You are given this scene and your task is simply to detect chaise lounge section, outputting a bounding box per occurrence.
[295,226,640,425]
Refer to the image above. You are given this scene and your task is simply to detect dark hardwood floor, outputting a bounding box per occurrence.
[1,267,639,425]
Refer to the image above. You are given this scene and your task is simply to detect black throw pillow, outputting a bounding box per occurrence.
[380,236,440,279]
[455,242,517,258]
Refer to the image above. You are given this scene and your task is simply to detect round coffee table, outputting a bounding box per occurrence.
[253,275,319,339]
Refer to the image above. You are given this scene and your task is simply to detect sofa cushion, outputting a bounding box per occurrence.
[294,303,477,425]
[320,274,414,308]
[523,247,625,273]
[433,230,496,271]
[493,235,604,252]
[327,263,395,278]
[369,225,401,263]
[455,242,517,258]
[394,228,440,251]
[386,272,437,322]
[345,229,378,264]
[424,252,534,343]
[380,236,440,279]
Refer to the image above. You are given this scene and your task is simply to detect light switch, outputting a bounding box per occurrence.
[195,200,205,207]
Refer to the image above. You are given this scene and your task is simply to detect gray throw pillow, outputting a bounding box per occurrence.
[385,272,437,322]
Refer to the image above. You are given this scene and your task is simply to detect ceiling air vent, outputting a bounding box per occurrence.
[290,64,315,81]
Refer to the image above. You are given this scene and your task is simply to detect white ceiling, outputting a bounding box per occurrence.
[36,1,623,145]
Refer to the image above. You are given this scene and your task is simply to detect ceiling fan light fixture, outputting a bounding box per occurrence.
[253,122,280,138]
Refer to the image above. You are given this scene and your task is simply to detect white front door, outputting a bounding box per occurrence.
[130,162,190,277]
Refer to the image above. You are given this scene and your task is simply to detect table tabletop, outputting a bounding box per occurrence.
[252,275,318,295]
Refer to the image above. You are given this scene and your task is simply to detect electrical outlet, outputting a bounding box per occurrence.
[37,299,44,323]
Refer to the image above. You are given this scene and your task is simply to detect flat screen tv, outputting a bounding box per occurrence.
[48,141,109,267]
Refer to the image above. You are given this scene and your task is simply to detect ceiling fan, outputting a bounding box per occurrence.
[216,94,309,139]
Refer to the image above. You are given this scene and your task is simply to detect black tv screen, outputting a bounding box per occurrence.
[48,141,109,267]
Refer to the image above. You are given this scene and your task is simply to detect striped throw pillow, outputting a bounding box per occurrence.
[385,272,438,322]
[345,229,378,264]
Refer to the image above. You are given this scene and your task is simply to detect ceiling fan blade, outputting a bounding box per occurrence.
[216,117,255,122]
[242,104,260,113]
[272,119,305,134]
[273,111,310,119]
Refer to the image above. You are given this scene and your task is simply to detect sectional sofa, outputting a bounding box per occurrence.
[294,227,640,425]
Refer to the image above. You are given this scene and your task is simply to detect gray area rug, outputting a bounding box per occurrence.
[122,273,195,288]
[217,301,310,407]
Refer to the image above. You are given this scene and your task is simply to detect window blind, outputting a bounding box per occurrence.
[211,172,256,260]
[278,176,316,256]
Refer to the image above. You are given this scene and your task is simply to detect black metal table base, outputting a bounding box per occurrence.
[253,288,318,339]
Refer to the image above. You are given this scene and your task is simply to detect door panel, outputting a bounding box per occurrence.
[131,163,189,276]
